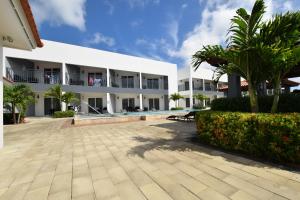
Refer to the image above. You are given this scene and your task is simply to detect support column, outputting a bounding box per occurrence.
[61,91,66,111]
[139,94,143,110]
[189,66,193,109]
[62,63,66,85]
[203,79,205,92]
[0,44,3,148]
[139,72,143,110]
[228,73,241,97]
[106,68,110,87]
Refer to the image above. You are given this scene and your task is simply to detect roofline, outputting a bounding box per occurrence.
[20,0,43,48]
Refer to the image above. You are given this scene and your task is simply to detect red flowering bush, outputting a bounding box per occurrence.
[196,112,300,164]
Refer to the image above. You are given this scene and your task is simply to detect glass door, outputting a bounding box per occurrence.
[88,98,103,113]
[149,98,159,110]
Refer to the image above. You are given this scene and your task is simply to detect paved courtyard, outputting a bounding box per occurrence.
[0,119,299,200]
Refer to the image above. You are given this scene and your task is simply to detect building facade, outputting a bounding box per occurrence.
[3,40,177,116]
[177,66,227,108]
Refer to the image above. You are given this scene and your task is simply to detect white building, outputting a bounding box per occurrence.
[1,0,43,148]
[177,66,227,108]
[3,40,177,115]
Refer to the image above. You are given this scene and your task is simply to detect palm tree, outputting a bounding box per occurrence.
[258,12,300,112]
[193,93,208,107]
[44,85,63,111]
[4,84,35,124]
[45,85,79,111]
[193,0,266,113]
[170,93,184,108]
[62,92,79,109]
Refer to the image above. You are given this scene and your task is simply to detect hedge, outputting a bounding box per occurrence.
[211,93,300,113]
[53,110,75,118]
[195,111,300,164]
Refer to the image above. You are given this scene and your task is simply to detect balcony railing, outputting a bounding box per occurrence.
[6,67,62,84]
[6,68,41,83]
[88,78,107,87]
[66,73,84,86]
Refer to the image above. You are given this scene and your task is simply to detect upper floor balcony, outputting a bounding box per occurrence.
[5,57,62,84]
[65,64,107,87]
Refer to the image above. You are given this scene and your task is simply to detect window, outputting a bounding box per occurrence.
[121,76,134,88]
[88,73,102,86]
[44,68,61,84]
[122,98,135,110]
[185,81,189,90]
[88,98,103,113]
[186,98,190,108]
[147,79,159,89]
[149,98,159,110]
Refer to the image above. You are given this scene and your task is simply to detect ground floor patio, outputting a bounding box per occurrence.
[0,119,299,200]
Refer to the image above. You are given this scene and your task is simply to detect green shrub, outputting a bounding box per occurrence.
[195,111,300,164]
[193,104,205,109]
[211,93,300,113]
[53,110,75,118]
[171,107,184,110]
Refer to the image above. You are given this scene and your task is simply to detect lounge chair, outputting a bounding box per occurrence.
[180,111,196,122]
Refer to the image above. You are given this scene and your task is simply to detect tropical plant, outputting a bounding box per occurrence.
[258,12,300,112]
[169,93,184,107]
[62,92,79,109]
[193,93,208,106]
[193,0,300,113]
[193,0,267,113]
[45,85,78,111]
[4,84,35,124]
[44,85,63,111]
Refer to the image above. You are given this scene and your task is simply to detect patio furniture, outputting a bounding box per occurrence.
[180,111,196,122]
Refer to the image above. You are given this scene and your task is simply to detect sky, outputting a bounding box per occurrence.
[29,0,300,86]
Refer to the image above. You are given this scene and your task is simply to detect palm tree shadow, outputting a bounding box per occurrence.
[127,121,300,171]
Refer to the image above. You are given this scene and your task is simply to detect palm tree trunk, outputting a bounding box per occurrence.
[271,75,281,113]
[246,53,258,113]
[248,81,259,113]
[12,103,16,124]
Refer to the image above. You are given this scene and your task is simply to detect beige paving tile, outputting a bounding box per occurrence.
[2,119,300,200]
[93,178,118,199]
[72,176,94,197]
[24,186,50,200]
[230,190,258,200]
[140,183,173,200]
[49,173,72,195]
[116,181,147,200]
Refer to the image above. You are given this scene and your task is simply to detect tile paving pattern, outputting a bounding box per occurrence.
[1,118,299,200]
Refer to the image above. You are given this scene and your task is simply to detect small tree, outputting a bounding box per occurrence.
[170,93,184,108]
[193,93,208,107]
[4,84,35,124]
[45,85,78,111]
[62,92,79,109]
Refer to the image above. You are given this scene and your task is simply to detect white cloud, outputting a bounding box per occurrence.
[30,0,87,31]
[167,20,179,47]
[84,33,115,47]
[182,4,188,9]
[125,0,160,8]
[104,0,115,15]
[167,0,297,69]
[130,19,143,28]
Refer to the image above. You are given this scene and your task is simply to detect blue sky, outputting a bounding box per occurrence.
[30,0,300,72]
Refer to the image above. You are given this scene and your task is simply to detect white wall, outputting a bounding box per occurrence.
[0,43,3,148]
[35,92,44,116]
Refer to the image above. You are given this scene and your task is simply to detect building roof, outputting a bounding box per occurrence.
[219,80,299,92]
[20,0,43,47]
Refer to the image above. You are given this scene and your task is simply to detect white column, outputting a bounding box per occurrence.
[203,79,205,92]
[139,72,143,110]
[106,68,110,87]
[0,44,3,148]
[61,91,66,111]
[62,63,66,85]
[189,66,193,109]
[139,94,143,110]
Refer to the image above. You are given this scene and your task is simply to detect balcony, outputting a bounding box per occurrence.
[6,67,61,84]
